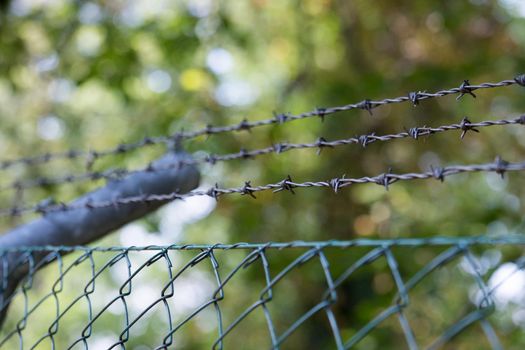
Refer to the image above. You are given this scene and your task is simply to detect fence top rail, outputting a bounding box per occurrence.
[1,235,524,252]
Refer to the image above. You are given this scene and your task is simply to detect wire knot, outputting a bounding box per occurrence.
[116,144,127,153]
[238,119,252,132]
[273,143,289,154]
[90,172,103,181]
[241,181,256,199]
[459,117,479,139]
[205,154,217,165]
[494,156,509,179]
[239,148,252,159]
[207,183,221,201]
[408,91,424,106]
[357,99,373,115]
[430,165,445,182]
[515,74,525,86]
[457,80,476,100]
[315,107,327,122]
[273,112,289,124]
[316,137,333,155]
[375,169,394,190]
[329,175,345,193]
[408,127,421,139]
[274,175,296,194]
[204,124,214,135]
[36,197,55,214]
[358,133,375,148]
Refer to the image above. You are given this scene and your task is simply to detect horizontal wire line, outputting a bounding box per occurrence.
[3,157,524,217]
[177,79,521,139]
[0,234,524,252]
[3,116,523,193]
[0,76,522,171]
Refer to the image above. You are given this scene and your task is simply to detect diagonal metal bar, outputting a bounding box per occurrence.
[0,151,200,328]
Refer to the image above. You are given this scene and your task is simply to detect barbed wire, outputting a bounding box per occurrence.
[176,77,524,139]
[2,156,522,217]
[1,75,523,172]
[3,115,523,194]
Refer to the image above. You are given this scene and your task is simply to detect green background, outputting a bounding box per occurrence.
[0,0,525,349]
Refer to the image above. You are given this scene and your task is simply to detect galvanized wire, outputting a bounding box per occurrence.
[3,156,522,217]
[1,76,523,172]
[1,75,524,349]
[0,236,522,349]
[175,78,524,140]
[3,115,523,194]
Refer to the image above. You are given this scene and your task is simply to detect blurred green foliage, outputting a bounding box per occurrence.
[1,0,525,349]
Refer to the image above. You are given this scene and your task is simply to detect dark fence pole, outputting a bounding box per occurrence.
[0,151,200,326]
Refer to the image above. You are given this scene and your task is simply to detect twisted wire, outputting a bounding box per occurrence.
[2,156,522,217]
[1,76,523,172]
[3,115,523,193]
[177,78,522,139]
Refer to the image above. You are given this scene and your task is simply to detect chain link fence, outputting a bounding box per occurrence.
[0,74,523,349]
[1,237,525,349]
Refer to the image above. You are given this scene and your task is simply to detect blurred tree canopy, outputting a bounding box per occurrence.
[0,0,525,349]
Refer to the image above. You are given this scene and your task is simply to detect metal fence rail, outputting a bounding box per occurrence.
[1,236,524,349]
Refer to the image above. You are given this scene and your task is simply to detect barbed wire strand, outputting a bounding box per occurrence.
[2,156,523,217]
[1,76,524,172]
[3,115,523,193]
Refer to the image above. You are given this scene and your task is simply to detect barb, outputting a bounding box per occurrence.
[176,77,523,139]
[0,76,523,172]
[2,115,523,193]
[0,136,170,172]
[3,157,524,217]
